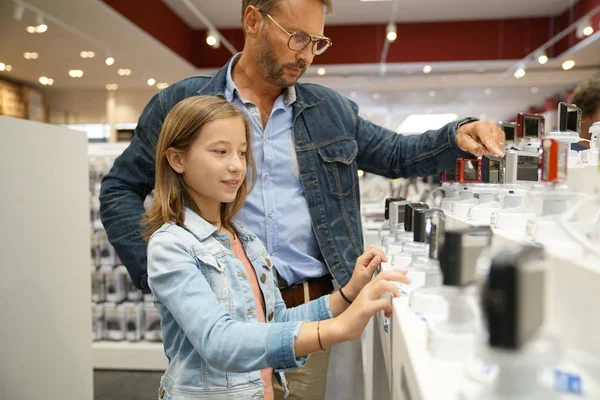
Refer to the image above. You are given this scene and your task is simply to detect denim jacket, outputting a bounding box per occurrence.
[100,56,472,293]
[148,208,332,399]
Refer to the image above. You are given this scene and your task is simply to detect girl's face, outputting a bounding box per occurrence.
[168,117,248,220]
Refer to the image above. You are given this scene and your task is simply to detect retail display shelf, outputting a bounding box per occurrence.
[92,341,167,371]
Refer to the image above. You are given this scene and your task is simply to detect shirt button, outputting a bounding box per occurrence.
[264,138,269,143]
[266,258,272,267]
[265,173,270,179]
[261,273,267,283]
[268,211,274,218]
[270,250,274,255]
[268,311,274,321]
[247,310,256,316]
[159,387,165,398]
[250,108,257,113]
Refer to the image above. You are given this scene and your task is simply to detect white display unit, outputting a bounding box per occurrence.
[93,341,168,371]
[366,166,600,400]
[0,116,93,400]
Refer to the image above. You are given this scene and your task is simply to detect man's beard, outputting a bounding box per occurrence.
[254,29,307,88]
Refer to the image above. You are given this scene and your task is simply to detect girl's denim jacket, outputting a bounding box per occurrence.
[148,208,333,399]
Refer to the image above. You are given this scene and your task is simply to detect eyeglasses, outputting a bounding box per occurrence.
[263,13,332,56]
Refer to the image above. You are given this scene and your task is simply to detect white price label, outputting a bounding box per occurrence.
[490,212,497,227]
[526,219,536,239]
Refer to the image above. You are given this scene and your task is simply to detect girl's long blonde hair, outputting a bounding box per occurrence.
[142,95,256,241]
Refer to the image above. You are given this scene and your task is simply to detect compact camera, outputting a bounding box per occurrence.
[482,244,545,349]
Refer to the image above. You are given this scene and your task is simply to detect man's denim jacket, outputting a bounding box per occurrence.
[99,57,472,293]
[148,209,331,399]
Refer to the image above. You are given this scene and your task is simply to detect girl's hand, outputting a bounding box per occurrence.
[342,244,388,301]
[334,269,410,342]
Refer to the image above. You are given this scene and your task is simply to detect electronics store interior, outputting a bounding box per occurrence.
[1,0,600,399]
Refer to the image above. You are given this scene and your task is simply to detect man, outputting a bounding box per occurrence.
[571,76,600,151]
[99,0,504,398]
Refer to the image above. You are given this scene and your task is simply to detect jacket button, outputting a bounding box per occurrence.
[268,311,274,321]
[261,273,267,283]
[266,258,272,267]
[159,387,165,398]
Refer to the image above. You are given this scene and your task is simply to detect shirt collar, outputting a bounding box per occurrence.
[225,53,297,107]
[183,208,257,243]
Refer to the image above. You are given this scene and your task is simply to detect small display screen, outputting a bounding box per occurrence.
[559,103,581,133]
[463,160,479,181]
[503,125,515,141]
[516,155,539,181]
[524,118,540,138]
[567,110,579,132]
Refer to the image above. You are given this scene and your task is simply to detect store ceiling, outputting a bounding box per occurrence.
[163,0,575,28]
[0,0,599,125]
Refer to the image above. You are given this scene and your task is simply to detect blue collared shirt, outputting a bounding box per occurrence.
[225,54,328,286]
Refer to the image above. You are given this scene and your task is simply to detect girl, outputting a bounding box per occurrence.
[143,95,409,400]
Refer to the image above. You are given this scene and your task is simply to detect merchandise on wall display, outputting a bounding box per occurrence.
[143,301,163,342]
[103,302,126,341]
[92,303,104,341]
[125,302,145,342]
[88,150,161,343]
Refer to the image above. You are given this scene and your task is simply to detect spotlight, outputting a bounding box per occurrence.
[206,30,220,48]
[562,60,575,70]
[423,65,432,74]
[105,57,115,66]
[514,67,526,79]
[576,17,593,38]
[386,22,397,42]
[36,14,48,33]
[147,78,156,86]
[106,84,118,91]
[317,68,326,76]
[537,52,548,65]
[13,1,25,21]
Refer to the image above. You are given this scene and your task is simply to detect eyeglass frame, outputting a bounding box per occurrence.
[260,10,333,55]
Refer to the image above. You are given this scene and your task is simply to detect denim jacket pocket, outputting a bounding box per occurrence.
[317,139,358,197]
[194,251,231,301]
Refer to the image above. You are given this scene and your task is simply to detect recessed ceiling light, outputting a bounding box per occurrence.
[26,26,36,33]
[372,93,380,100]
[118,69,131,76]
[147,78,156,86]
[80,51,95,59]
[317,67,326,76]
[562,60,575,70]
[68,69,84,78]
[531,87,539,94]
[106,84,118,91]
[484,88,492,95]
[24,52,39,60]
[0,63,12,72]
[423,65,432,74]
[428,90,436,97]
[514,68,526,79]
[38,76,53,85]
[105,57,115,66]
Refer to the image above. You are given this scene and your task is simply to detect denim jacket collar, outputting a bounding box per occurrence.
[183,208,256,243]
[196,54,323,110]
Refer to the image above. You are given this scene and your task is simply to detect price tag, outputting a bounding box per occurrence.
[554,370,583,395]
[525,219,536,239]
[490,212,498,227]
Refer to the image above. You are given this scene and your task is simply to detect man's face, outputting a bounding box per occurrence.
[253,0,325,88]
